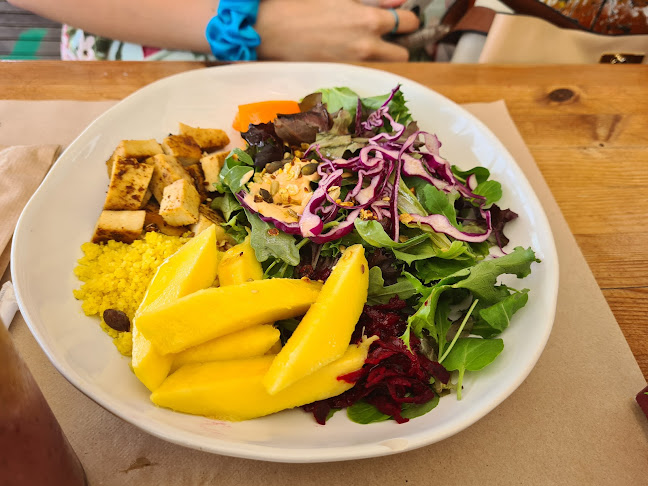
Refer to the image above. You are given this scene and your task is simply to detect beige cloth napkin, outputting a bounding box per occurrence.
[0,145,60,278]
[3,100,648,485]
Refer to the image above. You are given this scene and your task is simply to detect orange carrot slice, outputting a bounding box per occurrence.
[232,100,301,133]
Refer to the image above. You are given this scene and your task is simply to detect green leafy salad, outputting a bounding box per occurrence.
[210,85,540,424]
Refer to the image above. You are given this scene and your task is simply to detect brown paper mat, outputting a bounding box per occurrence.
[3,99,647,485]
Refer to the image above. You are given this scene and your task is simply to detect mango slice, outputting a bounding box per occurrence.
[132,225,219,391]
[151,338,374,421]
[170,325,280,372]
[170,237,278,369]
[136,278,322,355]
[263,244,368,395]
[218,237,263,286]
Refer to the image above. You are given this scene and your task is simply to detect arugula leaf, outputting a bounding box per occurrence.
[247,211,301,266]
[452,247,539,304]
[404,247,538,355]
[442,338,504,399]
[402,271,429,297]
[355,219,468,265]
[451,165,491,185]
[355,219,427,250]
[415,257,477,282]
[472,289,529,338]
[346,394,440,423]
[367,267,417,305]
[347,401,391,424]
[433,295,455,358]
[218,148,254,194]
[406,285,448,347]
[418,185,461,228]
[220,212,249,244]
[211,192,242,221]
[400,394,440,419]
[393,239,467,265]
[473,180,502,207]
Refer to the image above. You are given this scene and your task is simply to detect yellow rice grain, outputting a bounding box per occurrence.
[73,232,189,356]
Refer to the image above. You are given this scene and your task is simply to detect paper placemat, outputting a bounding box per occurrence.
[3,99,647,485]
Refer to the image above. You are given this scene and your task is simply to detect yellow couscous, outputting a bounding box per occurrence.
[73,231,190,356]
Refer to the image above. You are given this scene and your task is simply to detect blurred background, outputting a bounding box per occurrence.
[1,0,60,59]
[1,0,646,62]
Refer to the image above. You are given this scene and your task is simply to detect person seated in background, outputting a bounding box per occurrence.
[7,0,420,61]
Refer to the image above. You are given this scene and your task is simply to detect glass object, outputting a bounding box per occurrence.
[0,320,87,485]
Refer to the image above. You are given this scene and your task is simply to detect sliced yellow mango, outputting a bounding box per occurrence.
[131,324,171,391]
[138,224,220,313]
[136,278,322,355]
[263,244,368,395]
[218,237,263,286]
[151,338,374,421]
[172,236,276,369]
[170,325,280,372]
[132,225,219,391]
[267,340,282,354]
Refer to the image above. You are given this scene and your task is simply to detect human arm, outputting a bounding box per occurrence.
[7,0,419,61]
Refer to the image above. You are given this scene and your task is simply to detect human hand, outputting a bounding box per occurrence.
[255,0,420,61]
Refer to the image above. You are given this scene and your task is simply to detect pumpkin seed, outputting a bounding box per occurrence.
[259,188,274,204]
[301,163,319,176]
[265,161,284,174]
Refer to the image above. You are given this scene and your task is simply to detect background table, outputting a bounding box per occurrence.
[1,61,646,380]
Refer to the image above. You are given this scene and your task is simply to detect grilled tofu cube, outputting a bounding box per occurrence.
[200,151,228,192]
[159,179,200,226]
[92,210,145,244]
[178,122,229,151]
[185,163,209,202]
[141,188,153,207]
[190,214,215,236]
[103,157,154,210]
[146,154,194,203]
[143,201,188,236]
[162,135,202,167]
[107,139,164,175]
[115,139,164,159]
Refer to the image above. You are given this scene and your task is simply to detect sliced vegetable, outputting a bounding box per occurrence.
[136,278,322,355]
[232,100,300,133]
[132,225,219,391]
[170,325,280,372]
[151,338,375,421]
[263,245,369,395]
[218,236,264,286]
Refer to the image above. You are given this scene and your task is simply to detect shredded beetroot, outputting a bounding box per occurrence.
[303,297,449,425]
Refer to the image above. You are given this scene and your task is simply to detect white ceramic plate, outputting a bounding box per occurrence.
[12,63,558,463]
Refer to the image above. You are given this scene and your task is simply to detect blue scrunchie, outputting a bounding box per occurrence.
[206,0,261,61]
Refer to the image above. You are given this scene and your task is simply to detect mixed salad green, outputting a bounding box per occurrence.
[211,86,539,424]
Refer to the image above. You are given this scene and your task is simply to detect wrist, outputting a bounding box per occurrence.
[205,0,261,61]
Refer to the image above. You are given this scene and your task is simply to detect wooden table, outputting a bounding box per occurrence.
[1,61,646,380]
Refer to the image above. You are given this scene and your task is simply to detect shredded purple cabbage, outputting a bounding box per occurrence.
[238,85,496,245]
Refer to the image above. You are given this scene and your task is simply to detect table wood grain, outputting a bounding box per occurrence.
[1,61,646,380]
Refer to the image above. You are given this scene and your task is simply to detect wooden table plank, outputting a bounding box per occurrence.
[1,61,646,381]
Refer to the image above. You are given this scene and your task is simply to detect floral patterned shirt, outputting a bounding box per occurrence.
[61,25,215,61]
